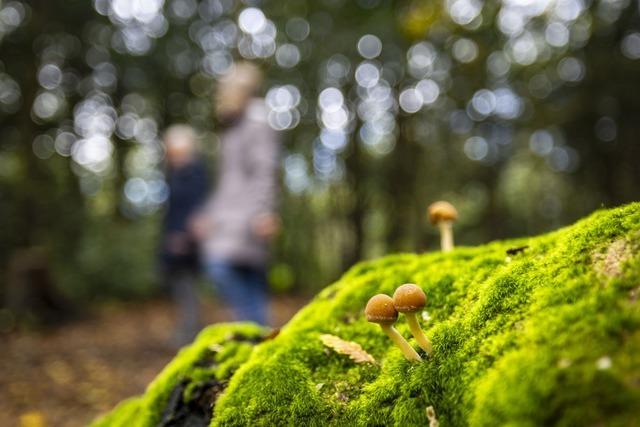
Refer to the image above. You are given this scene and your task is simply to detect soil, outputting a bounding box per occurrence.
[0,295,308,427]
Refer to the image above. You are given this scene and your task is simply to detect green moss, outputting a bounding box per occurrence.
[92,323,267,427]
[98,203,640,426]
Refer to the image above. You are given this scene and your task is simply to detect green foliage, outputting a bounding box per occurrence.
[54,216,161,300]
[98,203,640,425]
[92,322,267,427]
[2,0,640,299]
[267,262,296,294]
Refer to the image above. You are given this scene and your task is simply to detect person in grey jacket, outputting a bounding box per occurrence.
[192,62,280,325]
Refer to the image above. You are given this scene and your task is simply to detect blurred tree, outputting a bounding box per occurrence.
[1,0,639,306]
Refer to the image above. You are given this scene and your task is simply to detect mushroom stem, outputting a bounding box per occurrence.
[380,324,422,362]
[405,313,432,354]
[438,220,454,252]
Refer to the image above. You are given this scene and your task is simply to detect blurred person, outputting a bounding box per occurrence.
[161,124,209,345]
[192,62,280,325]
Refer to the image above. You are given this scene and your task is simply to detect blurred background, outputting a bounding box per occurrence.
[1,0,640,425]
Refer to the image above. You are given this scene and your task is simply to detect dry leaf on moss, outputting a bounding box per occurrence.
[592,238,634,278]
[319,334,376,364]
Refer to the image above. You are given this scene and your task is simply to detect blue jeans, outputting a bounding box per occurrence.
[205,261,269,325]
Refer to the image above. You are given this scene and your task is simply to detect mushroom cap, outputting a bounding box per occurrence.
[393,284,426,313]
[365,294,398,324]
[428,201,458,225]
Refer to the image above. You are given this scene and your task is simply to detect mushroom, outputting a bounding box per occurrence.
[365,294,422,362]
[393,284,432,354]
[428,201,458,252]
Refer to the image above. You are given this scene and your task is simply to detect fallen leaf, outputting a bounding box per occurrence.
[592,238,634,278]
[319,334,376,364]
[20,411,45,427]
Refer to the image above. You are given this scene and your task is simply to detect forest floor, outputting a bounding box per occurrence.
[0,295,309,427]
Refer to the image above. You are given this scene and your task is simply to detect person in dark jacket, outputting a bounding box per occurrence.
[161,124,208,345]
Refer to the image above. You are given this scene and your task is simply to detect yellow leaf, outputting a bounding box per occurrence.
[20,411,45,427]
[319,334,376,364]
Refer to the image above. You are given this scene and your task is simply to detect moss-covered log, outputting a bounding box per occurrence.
[95,203,640,426]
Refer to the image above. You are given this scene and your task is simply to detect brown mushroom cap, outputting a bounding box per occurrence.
[365,294,398,324]
[393,284,427,313]
[428,201,458,225]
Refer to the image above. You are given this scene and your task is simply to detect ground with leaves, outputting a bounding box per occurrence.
[0,297,306,427]
[98,204,640,426]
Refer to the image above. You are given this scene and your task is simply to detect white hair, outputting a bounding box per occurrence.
[163,124,198,149]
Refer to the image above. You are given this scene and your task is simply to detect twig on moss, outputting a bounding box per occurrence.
[426,406,439,427]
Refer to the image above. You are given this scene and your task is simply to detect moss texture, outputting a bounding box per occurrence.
[96,203,640,426]
[92,323,268,427]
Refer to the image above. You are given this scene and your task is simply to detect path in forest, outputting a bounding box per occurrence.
[0,295,308,427]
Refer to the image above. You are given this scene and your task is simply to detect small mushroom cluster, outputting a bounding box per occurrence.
[365,284,432,362]
[362,203,458,361]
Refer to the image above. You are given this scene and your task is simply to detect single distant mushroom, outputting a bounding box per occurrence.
[365,294,422,362]
[428,201,458,252]
[393,284,432,354]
